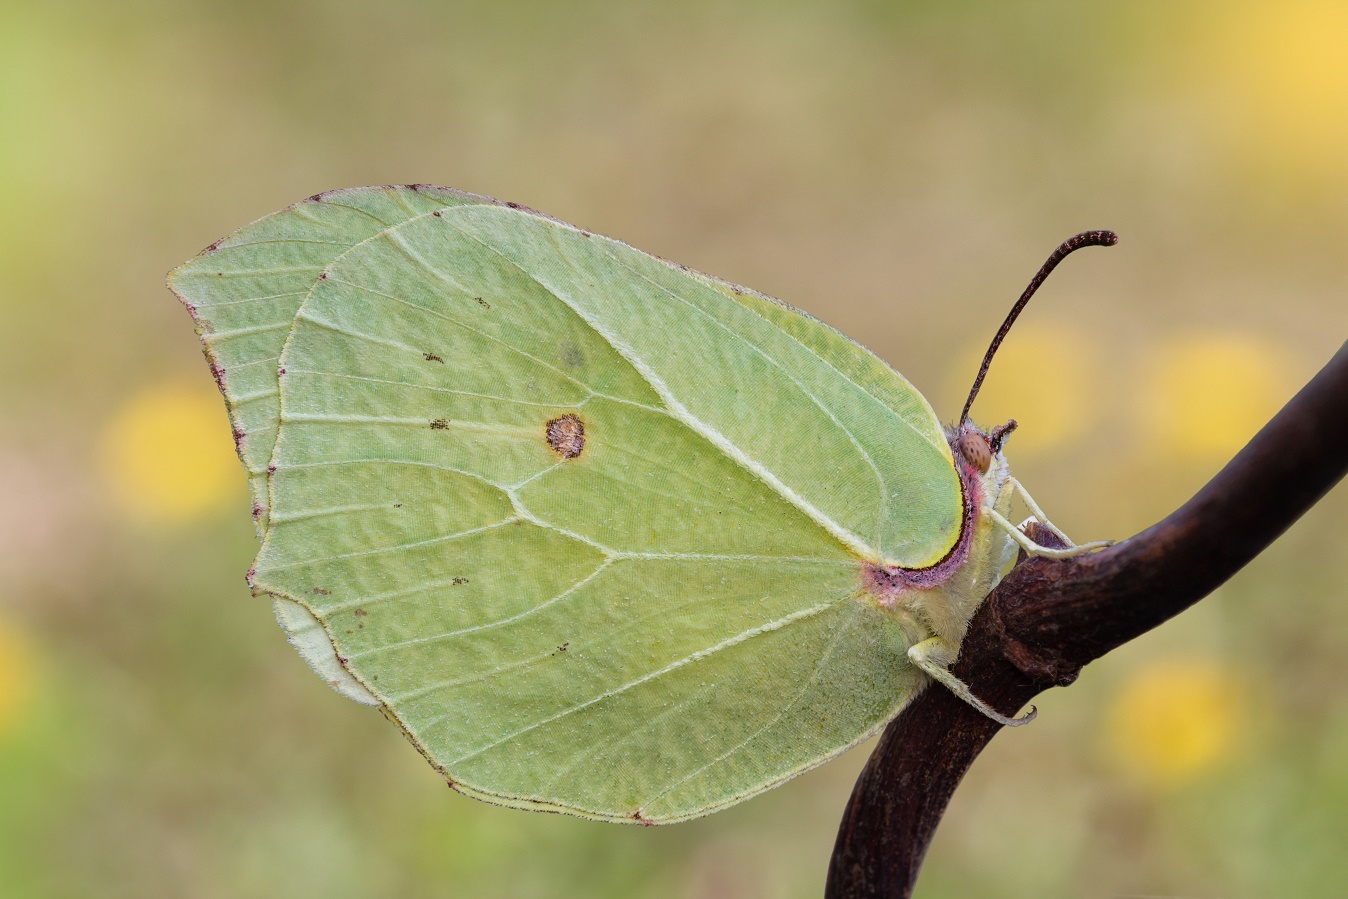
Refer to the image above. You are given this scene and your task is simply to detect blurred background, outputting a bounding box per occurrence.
[2,1,1347,896]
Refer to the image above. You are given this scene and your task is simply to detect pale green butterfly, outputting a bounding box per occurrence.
[169,185,1112,824]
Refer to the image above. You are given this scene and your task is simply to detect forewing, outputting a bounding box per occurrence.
[427,205,962,566]
[692,278,960,559]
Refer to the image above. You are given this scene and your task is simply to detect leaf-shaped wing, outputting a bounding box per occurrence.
[174,188,962,822]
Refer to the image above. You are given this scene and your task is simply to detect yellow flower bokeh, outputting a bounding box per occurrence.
[1202,0,1348,174]
[0,618,34,744]
[951,323,1099,455]
[1140,334,1290,465]
[1104,657,1245,787]
[97,382,243,524]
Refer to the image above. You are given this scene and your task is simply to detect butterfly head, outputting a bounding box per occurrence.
[951,418,1016,476]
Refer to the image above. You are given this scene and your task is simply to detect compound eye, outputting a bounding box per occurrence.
[958,432,992,474]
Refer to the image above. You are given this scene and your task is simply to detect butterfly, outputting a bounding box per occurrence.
[169,185,1112,824]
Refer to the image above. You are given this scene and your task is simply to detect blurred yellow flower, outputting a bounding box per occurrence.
[98,381,242,523]
[1104,657,1244,787]
[0,617,34,743]
[952,323,1098,455]
[1141,334,1289,465]
[1205,0,1348,172]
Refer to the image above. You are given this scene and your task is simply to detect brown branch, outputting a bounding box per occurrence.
[827,340,1348,899]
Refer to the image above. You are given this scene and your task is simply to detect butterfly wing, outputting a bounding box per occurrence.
[169,186,502,529]
[170,187,502,702]
[172,187,963,823]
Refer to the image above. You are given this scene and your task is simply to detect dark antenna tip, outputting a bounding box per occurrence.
[958,230,1118,428]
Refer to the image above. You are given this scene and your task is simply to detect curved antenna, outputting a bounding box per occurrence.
[958,230,1118,428]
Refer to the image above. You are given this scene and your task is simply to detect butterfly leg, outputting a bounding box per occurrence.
[985,508,1111,559]
[1004,476,1075,545]
[907,637,1037,727]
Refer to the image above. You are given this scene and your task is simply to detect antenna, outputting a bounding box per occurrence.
[958,230,1118,428]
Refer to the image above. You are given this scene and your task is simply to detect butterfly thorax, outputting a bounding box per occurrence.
[863,422,1020,652]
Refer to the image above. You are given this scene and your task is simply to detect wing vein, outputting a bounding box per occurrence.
[215,238,351,250]
[277,458,504,491]
[600,247,890,543]
[286,368,582,408]
[258,519,515,574]
[190,291,308,309]
[324,273,594,395]
[728,293,952,459]
[445,602,835,768]
[649,609,850,803]
[347,559,613,658]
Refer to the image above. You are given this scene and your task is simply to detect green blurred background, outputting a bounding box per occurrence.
[3,1,1347,896]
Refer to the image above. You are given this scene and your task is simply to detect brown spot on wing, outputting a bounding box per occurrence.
[545,414,585,459]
